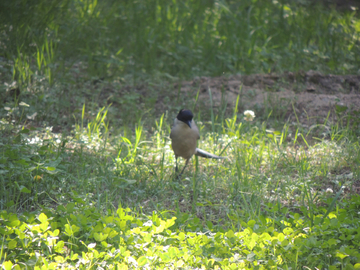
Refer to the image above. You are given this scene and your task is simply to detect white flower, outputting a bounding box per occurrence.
[325,188,333,194]
[19,102,30,107]
[244,110,255,122]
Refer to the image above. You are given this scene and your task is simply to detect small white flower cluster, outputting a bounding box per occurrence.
[244,110,255,122]
[325,188,333,194]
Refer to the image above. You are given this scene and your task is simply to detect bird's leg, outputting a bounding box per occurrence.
[175,157,178,173]
[178,158,190,178]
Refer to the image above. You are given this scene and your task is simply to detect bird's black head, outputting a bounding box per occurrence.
[177,109,193,128]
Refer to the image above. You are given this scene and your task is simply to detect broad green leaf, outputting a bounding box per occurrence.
[119,220,127,231]
[283,227,293,235]
[355,21,360,32]
[226,230,235,238]
[94,223,104,232]
[64,224,80,236]
[137,256,147,266]
[328,238,337,246]
[14,159,28,165]
[54,241,65,253]
[40,221,49,232]
[260,232,271,241]
[165,217,176,228]
[94,232,108,242]
[8,239,17,249]
[54,256,66,263]
[38,213,48,223]
[51,229,60,236]
[336,251,349,260]
[20,186,31,193]
[168,247,178,258]
[8,215,20,227]
[247,220,256,227]
[66,203,75,212]
[155,222,165,233]
[178,232,185,241]
[3,261,13,270]
[335,105,347,114]
[104,216,113,224]
[108,229,119,239]
[246,252,256,261]
[281,239,289,247]
[160,252,171,263]
[277,233,285,242]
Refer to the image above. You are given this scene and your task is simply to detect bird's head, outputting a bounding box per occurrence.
[177,109,193,128]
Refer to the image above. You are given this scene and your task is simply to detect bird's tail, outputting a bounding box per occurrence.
[195,148,227,159]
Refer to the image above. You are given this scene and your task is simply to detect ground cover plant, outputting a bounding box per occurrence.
[1,0,360,269]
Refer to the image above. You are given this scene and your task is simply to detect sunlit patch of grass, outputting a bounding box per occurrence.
[2,101,359,218]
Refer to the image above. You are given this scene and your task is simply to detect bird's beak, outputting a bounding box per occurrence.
[186,120,192,128]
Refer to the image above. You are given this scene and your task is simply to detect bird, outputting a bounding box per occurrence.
[170,109,226,177]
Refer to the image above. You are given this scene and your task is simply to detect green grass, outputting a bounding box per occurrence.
[1,0,360,269]
[1,0,360,87]
[1,102,360,268]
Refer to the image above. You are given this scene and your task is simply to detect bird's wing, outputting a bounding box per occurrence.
[170,118,177,139]
[195,148,227,159]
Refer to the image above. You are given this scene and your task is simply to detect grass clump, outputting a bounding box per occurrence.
[1,0,359,88]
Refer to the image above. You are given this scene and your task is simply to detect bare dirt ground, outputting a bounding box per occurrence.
[176,71,360,127]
